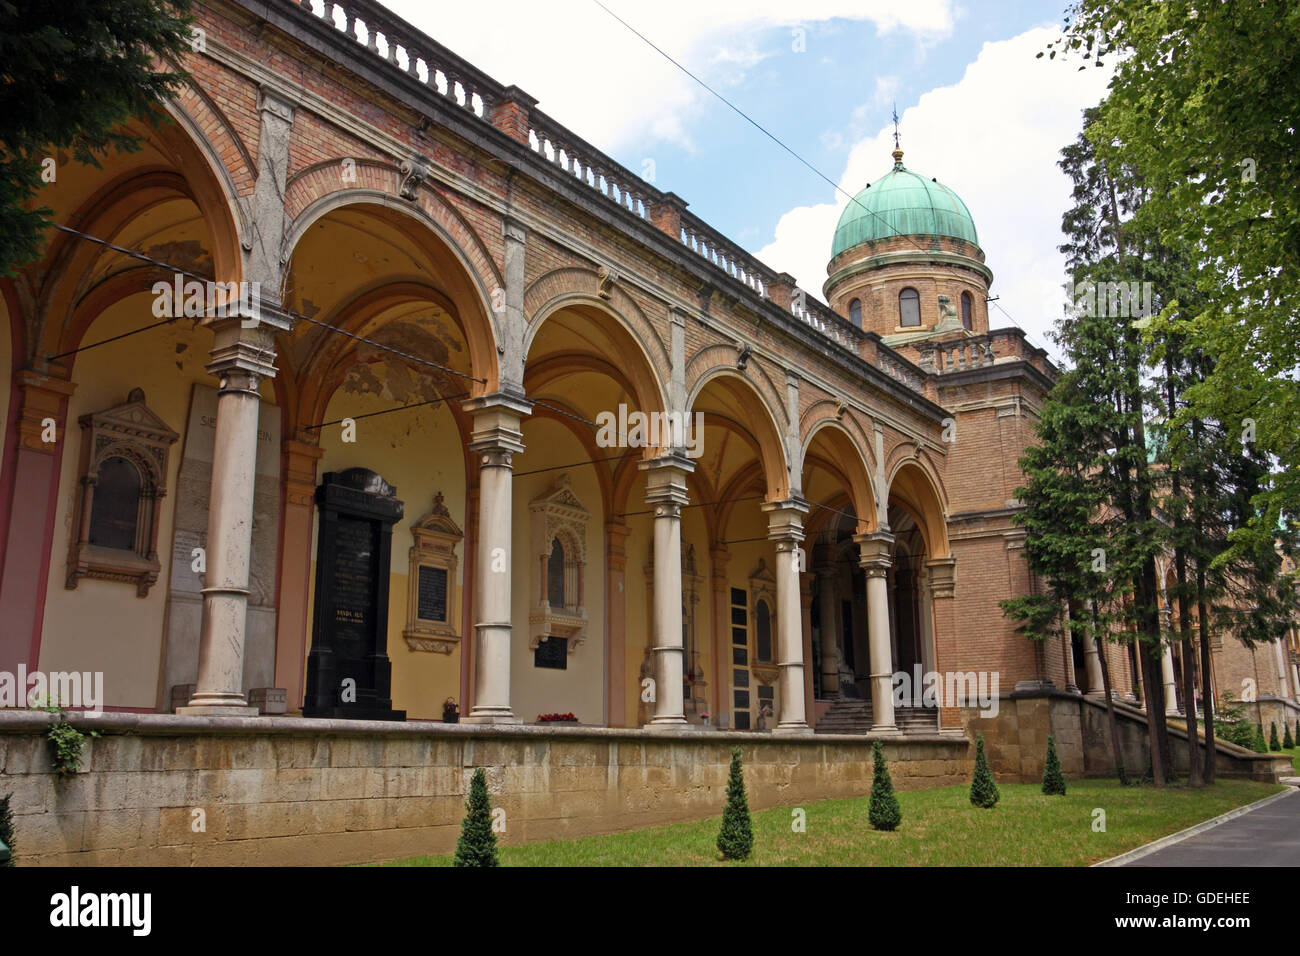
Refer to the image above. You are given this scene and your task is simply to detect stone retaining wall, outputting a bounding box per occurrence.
[0,712,971,866]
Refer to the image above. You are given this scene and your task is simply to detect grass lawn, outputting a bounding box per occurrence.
[381,777,1283,867]
[1281,746,1300,774]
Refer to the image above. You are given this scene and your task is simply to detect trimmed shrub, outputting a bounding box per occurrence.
[868,741,902,831]
[717,747,754,860]
[1251,724,1268,754]
[1269,722,1281,751]
[453,768,498,867]
[1283,723,1294,749]
[969,734,999,808]
[1041,734,1067,796]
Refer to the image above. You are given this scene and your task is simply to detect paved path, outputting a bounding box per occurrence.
[1124,788,1300,867]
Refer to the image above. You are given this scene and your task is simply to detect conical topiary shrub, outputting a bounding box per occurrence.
[969,733,999,808]
[868,741,902,831]
[717,746,754,860]
[1284,723,1294,749]
[453,767,498,867]
[1252,724,1268,754]
[1041,734,1067,796]
[0,792,14,867]
[1295,719,1299,746]
[1269,721,1281,751]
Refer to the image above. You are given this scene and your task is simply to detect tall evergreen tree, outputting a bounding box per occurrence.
[1041,735,1067,796]
[0,0,197,274]
[0,793,15,866]
[453,768,498,867]
[716,747,754,860]
[868,741,902,831]
[969,734,999,809]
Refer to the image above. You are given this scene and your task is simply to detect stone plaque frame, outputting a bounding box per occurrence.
[403,491,462,654]
[66,387,178,597]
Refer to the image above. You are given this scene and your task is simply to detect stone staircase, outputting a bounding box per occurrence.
[813,698,941,735]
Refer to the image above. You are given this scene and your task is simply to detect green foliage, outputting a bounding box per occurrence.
[1269,722,1281,752]
[1284,723,1294,750]
[39,705,97,778]
[1041,734,1067,796]
[1215,693,1256,749]
[453,768,498,867]
[0,792,15,866]
[867,741,902,831]
[969,734,999,809]
[1048,0,1300,555]
[0,0,197,275]
[1251,724,1268,755]
[716,747,754,860]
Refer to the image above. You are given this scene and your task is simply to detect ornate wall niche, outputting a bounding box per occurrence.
[66,388,178,597]
[403,491,462,653]
[529,473,588,653]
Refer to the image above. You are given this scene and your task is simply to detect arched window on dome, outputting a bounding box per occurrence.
[961,291,974,331]
[848,298,862,328]
[899,287,920,327]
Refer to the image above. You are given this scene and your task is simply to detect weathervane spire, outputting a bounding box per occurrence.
[891,103,904,167]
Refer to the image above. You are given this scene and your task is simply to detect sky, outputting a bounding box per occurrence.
[377,0,1113,358]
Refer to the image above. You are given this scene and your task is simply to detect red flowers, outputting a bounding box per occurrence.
[537,712,577,722]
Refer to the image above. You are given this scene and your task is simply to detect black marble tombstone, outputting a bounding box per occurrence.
[302,468,406,720]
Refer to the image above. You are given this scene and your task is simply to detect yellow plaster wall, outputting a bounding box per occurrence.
[510,417,606,725]
[39,294,211,709]
[307,386,465,720]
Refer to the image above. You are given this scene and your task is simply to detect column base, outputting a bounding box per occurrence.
[870,724,902,735]
[176,704,259,717]
[462,710,521,725]
[643,716,689,730]
[773,723,814,736]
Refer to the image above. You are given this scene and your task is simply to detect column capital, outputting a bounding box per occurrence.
[503,217,528,245]
[763,498,807,544]
[926,556,956,598]
[13,369,76,454]
[206,338,279,394]
[854,529,894,567]
[466,391,532,460]
[639,453,694,509]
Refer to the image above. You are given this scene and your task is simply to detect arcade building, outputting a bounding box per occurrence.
[2,0,1296,745]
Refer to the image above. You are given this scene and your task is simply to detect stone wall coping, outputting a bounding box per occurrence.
[0,710,967,749]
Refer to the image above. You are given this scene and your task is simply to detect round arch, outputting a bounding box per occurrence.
[686,367,789,501]
[886,458,950,558]
[801,418,877,532]
[283,192,501,394]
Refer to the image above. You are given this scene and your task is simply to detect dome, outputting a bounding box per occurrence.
[831,150,979,258]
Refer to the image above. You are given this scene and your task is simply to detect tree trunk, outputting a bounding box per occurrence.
[1198,580,1216,784]
[1174,547,1202,787]
[1091,603,1128,785]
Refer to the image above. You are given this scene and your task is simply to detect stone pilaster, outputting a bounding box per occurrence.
[856,530,898,734]
[815,562,841,699]
[926,556,958,731]
[640,454,693,727]
[461,393,531,723]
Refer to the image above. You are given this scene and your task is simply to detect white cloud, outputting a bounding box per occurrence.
[755,26,1111,358]
[379,0,956,153]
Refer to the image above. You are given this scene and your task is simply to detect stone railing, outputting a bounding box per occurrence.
[917,335,997,374]
[290,0,886,373]
[876,350,926,391]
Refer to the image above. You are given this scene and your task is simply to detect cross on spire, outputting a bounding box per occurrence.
[892,103,900,150]
[891,103,904,167]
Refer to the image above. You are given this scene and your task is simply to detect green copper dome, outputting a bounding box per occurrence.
[832,151,979,257]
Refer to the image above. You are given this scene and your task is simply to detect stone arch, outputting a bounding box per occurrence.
[523,268,670,380]
[886,457,950,559]
[801,417,877,532]
[687,367,789,501]
[525,291,670,425]
[684,343,789,435]
[282,192,501,394]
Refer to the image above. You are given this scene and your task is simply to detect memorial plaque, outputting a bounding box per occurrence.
[534,636,567,670]
[302,468,406,720]
[416,565,448,622]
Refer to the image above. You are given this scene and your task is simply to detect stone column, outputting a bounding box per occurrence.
[640,454,693,726]
[815,563,840,699]
[1272,639,1289,701]
[461,393,531,723]
[709,544,730,722]
[180,319,282,716]
[800,571,816,726]
[1161,643,1179,715]
[764,500,811,734]
[1082,628,1105,695]
[856,531,898,733]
